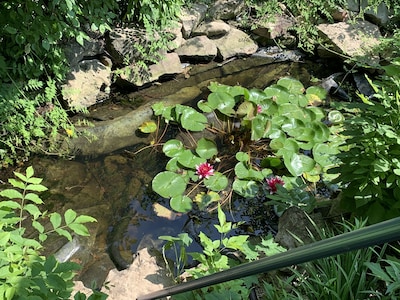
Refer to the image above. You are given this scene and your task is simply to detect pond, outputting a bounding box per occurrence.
[5,54,346,288]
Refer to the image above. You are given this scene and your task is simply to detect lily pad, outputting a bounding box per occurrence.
[170,195,192,213]
[277,77,305,94]
[196,138,218,159]
[152,171,187,198]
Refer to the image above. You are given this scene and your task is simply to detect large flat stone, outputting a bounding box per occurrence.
[317,20,381,60]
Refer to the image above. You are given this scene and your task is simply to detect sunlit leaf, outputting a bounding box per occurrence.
[26,184,48,192]
[152,171,187,198]
[50,213,62,229]
[180,107,208,131]
[328,110,345,124]
[284,153,315,177]
[196,138,218,159]
[0,189,23,200]
[64,209,77,225]
[163,139,185,158]
[170,195,192,213]
[277,77,305,94]
[139,120,157,133]
[204,172,228,191]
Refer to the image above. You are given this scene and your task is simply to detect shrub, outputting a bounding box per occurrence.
[330,60,400,223]
[0,166,99,299]
[263,218,389,299]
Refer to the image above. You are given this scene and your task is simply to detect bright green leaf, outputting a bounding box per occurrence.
[170,195,192,213]
[196,138,218,159]
[64,209,77,225]
[152,171,187,198]
[162,139,185,158]
[204,172,228,191]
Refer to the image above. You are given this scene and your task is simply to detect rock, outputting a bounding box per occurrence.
[167,21,185,51]
[275,206,324,249]
[106,27,151,65]
[71,281,93,299]
[61,59,112,108]
[208,0,245,20]
[347,0,391,25]
[63,38,106,72]
[215,27,258,60]
[63,86,202,156]
[252,14,295,40]
[100,248,174,300]
[192,20,231,37]
[317,20,382,63]
[361,0,390,26]
[179,3,208,38]
[117,52,183,87]
[176,36,218,62]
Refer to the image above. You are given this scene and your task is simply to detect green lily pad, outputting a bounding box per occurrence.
[152,171,187,198]
[207,91,236,116]
[162,139,185,158]
[180,107,208,131]
[284,153,316,177]
[177,150,204,169]
[196,138,218,159]
[277,77,305,94]
[232,179,259,198]
[204,172,228,191]
[170,195,192,213]
[236,152,250,162]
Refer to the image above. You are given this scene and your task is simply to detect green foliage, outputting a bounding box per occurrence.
[122,0,183,27]
[160,205,286,300]
[0,0,117,82]
[265,218,388,299]
[0,0,117,166]
[243,0,345,52]
[0,79,82,167]
[330,65,400,223]
[0,166,98,299]
[151,78,344,212]
[265,177,316,215]
[365,257,400,298]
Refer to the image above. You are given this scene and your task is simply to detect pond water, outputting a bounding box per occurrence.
[2,55,345,288]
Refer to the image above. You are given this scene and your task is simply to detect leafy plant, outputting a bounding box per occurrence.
[266,218,388,299]
[330,63,400,223]
[0,79,84,168]
[265,176,317,215]
[160,205,286,300]
[0,0,118,166]
[365,257,400,298]
[0,166,98,299]
[149,78,344,212]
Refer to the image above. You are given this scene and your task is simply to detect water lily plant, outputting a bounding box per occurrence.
[145,77,345,212]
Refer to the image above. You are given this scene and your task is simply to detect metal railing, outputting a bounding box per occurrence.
[137,216,400,300]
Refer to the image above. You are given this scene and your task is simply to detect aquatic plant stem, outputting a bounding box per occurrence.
[137,216,400,300]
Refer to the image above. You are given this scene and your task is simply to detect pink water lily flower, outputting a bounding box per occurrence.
[266,176,284,194]
[257,104,262,113]
[196,162,215,179]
